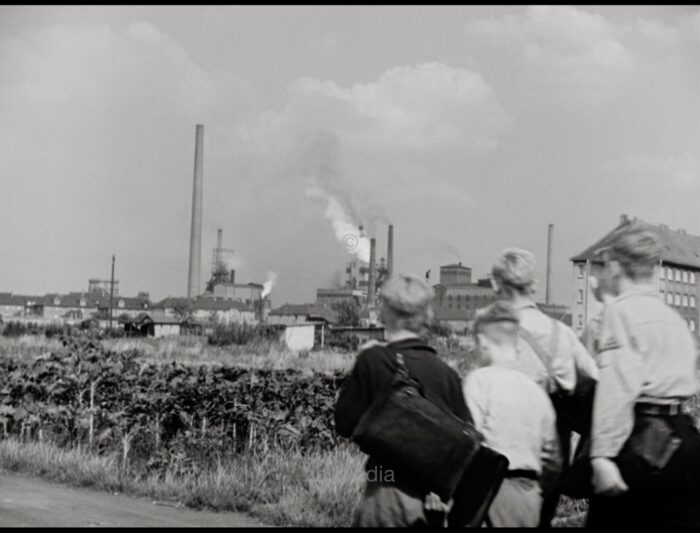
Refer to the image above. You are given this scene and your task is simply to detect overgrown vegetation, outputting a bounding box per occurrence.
[206,322,285,347]
[2,330,695,527]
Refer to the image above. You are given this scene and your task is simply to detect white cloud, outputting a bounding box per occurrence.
[230,62,512,155]
[467,6,634,86]
[611,152,700,191]
[0,22,246,121]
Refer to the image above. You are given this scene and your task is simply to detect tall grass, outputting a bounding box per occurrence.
[0,438,364,527]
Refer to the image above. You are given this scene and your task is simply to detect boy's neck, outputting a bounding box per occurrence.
[490,345,519,366]
[386,329,420,343]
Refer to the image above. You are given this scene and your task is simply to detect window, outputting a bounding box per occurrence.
[692,296,696,309]
[675,293,681,306]
[659,267,665,280]
[577,289,584,304]
[691,320,696,332]
[578,315,583,330]
[667,292,673,305]
[660,290,665,299]
[683,295,688,307]
[577,264,585,278]
[683,270,688,283]
[692,272,696,285]
[676,269,681,281]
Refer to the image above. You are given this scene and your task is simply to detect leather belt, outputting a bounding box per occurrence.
[635,402,684,416]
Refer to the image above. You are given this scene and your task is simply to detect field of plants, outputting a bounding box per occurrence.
[0,332,346,478]
[1,330,697,527]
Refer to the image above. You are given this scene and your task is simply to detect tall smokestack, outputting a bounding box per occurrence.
[545,223,553,305]
[387,224,394,275]
[217,228,222,251]
[187,124,204,298]
[368,237,377,305]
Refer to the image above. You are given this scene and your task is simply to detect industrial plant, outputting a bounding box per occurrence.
[0,123,608,348]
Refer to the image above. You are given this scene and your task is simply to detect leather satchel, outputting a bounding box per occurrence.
[351,348,484,502]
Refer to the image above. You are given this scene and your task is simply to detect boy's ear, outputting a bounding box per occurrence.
[608,260,622,278]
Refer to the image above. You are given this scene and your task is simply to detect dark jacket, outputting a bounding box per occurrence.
[335,338,469,486]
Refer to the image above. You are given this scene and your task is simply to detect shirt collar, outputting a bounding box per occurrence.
[612,284,657,303]
[386,337,438,354]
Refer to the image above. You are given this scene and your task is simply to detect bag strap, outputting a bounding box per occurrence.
[518,317,561,391]
[395,351,411,380]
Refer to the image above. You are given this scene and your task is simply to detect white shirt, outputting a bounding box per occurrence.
[463,364,561,477]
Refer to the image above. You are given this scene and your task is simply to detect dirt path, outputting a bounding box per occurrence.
[0,470,268,527]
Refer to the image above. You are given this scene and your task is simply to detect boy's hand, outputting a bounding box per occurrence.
[591,457,629,496]
[424,492,452,513]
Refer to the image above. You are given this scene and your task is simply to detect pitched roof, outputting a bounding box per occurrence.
[0,293,36,306]
[271,303,338,323]
[192,299,255,312]
[153,297,195,308]
[154,296,255,313]
[571,216,700,269]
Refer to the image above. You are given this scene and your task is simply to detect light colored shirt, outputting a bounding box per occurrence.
[512,300,599,394]
[580,312,603,362]
[463,365,561,480]
[591,286,700,458]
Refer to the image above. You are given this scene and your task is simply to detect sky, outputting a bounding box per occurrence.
[1,5,699,307]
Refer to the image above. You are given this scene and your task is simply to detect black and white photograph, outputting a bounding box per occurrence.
[1,4,699,528]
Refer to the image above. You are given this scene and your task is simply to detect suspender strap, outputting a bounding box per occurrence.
[518,318,561,391]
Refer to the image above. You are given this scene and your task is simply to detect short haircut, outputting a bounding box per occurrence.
[491,248,537,296]
[379,273,434,333]
[606,227,661,280]
[473,301,520,346]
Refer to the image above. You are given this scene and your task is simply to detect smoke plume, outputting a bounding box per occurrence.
[261,271,278,299]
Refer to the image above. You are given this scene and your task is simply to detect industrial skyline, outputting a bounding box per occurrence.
[1,6,698,306]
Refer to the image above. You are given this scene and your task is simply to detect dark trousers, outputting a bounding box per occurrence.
[538,416,572,527]
[586,413,700,528]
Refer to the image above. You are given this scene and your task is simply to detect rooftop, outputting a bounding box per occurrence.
[571,215,700,269]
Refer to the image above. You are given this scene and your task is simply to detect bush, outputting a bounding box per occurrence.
[207,322,284,347]
[2,321,43,337]
[323,332,359,353]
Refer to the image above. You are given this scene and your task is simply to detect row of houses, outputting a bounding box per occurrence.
[0,292,258,327]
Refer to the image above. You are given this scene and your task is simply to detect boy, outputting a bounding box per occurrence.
[463,301,562,527]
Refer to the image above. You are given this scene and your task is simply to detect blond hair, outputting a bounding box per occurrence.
[606,227,661,280]
[491,247,537,297]
[379,273,434,333]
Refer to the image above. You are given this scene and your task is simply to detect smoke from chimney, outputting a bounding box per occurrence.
[187,124,204,298]
[261,271,277,299]
[306,185,371,263]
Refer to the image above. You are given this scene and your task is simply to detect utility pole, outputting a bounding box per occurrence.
[108,254,115,330]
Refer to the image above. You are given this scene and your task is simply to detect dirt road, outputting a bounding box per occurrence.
[0,470,267,527]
